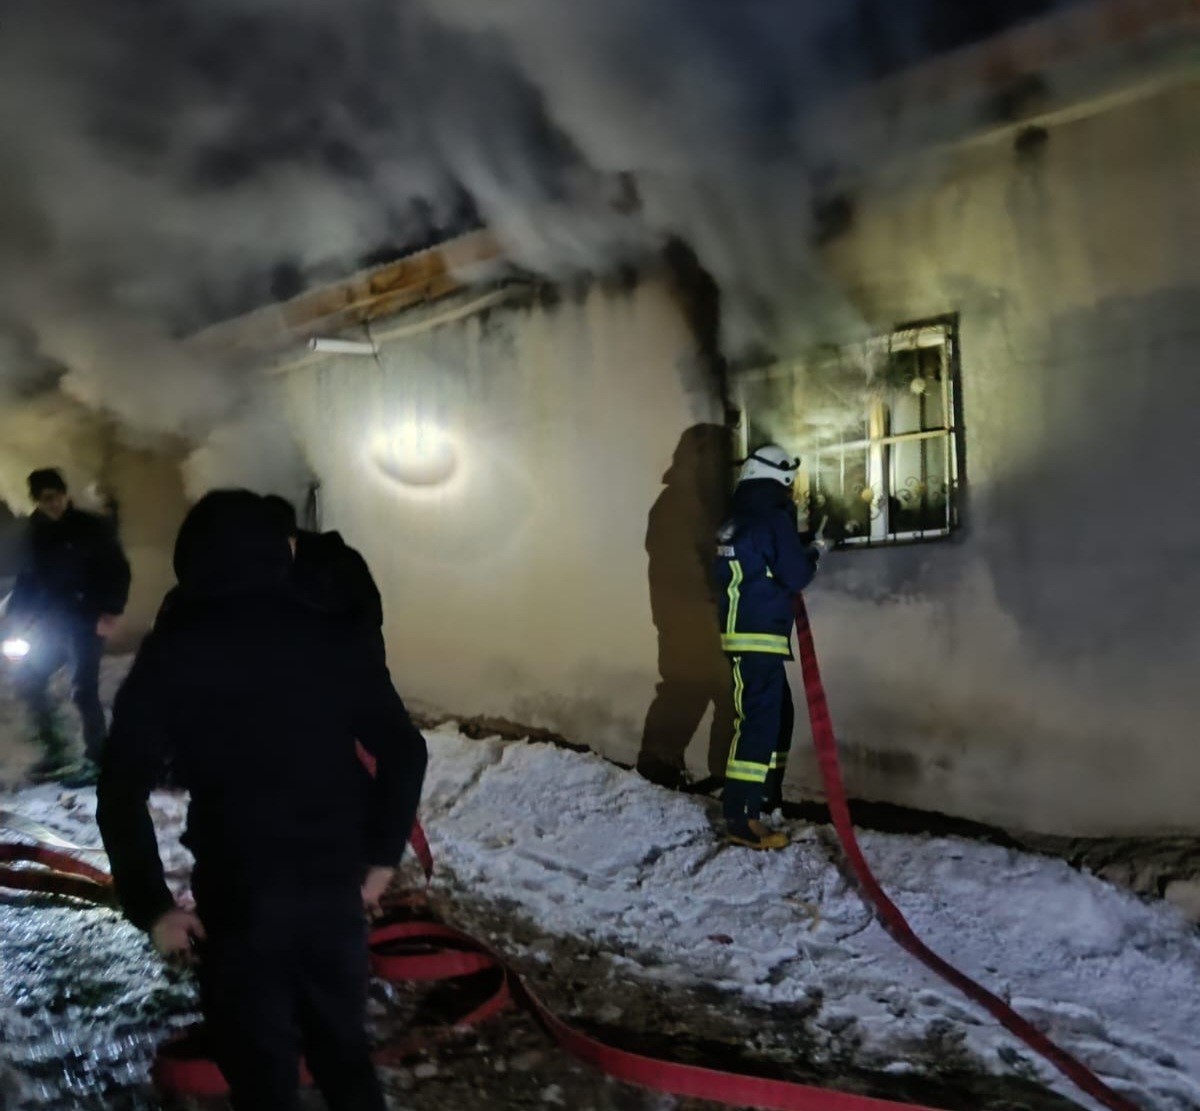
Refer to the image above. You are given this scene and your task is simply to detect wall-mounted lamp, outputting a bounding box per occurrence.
[308,337,378,357]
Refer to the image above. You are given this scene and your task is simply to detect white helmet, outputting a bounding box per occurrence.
[738,444,800,486]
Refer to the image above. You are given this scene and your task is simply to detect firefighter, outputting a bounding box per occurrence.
[5,468,130,783]
[97,489,427,1111]
[714,445,822,850]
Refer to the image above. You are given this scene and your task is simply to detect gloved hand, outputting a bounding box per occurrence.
[808,515,831,562]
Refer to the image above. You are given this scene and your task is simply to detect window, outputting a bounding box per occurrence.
[735,316,964,546]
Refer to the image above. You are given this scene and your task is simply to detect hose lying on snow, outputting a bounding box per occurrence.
[0,808,109,854]
[0,841,114,905]
[0,607,1142,1111]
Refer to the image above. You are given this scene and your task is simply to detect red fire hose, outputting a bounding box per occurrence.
[791,596,1138,1111]
[155,851,953,1111]
[152,601,1143,1111]
[2,601,1142,1111]
[0,842,113,906]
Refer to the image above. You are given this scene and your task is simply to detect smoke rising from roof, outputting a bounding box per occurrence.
[0,0,1058,499]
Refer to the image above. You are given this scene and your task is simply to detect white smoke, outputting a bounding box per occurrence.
[0,0,1063,494]
[182,387,312,503]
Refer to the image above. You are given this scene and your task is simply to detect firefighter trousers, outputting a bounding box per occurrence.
[722,653,794,823]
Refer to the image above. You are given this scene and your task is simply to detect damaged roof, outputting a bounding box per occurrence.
[196,0,1199,354]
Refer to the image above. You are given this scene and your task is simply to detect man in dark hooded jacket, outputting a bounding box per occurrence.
[263,495,385,665]
[6,467,130,781]
[97,490,427,1111]
[714,445,822,851]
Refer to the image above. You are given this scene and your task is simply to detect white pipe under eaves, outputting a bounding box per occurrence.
[308,337,378,356]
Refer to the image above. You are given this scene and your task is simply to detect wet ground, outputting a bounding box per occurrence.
[0,669,1155,1110]
[0,858,1086,1111]
[0,894,197,1110]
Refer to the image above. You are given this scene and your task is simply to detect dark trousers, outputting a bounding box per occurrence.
[15,615,106,761]
[722,653,795,823]
[197,883,384,1111]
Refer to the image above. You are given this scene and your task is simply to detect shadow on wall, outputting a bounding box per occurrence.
[636,424,734,788]
[803,285,1200,833]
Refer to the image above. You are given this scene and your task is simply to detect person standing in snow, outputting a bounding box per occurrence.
[5,467,130,784]
[262,495,386,665]
[714,445,823,850]
[97,490,427,1111]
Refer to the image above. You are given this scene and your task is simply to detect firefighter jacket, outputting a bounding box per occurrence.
[714,480,818,657]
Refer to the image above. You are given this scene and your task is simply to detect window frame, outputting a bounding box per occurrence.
[734,315,966,549]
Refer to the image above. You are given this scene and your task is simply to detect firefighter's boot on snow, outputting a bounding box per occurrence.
[724,818,789,851]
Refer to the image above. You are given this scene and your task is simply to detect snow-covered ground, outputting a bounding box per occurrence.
[416,731,1200,1111]
[0,786,196,1111]
[2,683,1199,1109]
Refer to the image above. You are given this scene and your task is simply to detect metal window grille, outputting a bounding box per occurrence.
[734,316,964,548]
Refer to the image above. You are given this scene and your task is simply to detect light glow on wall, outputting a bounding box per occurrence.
[369,419,460,490]
[2,638,31,661]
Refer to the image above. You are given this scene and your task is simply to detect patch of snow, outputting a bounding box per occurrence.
[2,677,1198,1110]
[417,731,1200,1111]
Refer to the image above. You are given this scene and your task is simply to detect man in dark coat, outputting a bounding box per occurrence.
[5,467,130,780]
[263,495,385,664]
[96,489,427,1111]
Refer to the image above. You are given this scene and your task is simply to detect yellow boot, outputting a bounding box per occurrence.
[724,818,789,851]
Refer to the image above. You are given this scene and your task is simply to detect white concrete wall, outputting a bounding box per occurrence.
[281,81,1199,838]
[281,277,724,765]
[793,82,1200,836]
